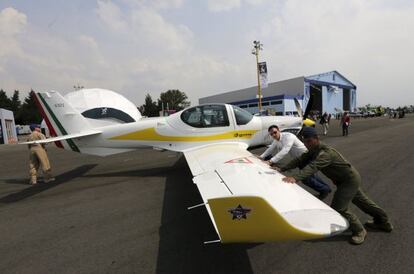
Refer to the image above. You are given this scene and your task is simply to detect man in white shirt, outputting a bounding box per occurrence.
[259,125,332,199]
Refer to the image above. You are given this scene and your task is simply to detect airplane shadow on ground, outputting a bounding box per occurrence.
[155,156,257,274]
[0,164,97,204]
[83,166,180,178]
[80,157,257,273]
[307,234,350,243]
[79,158,257,273]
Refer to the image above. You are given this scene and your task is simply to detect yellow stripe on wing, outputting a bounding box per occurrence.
[209,196,324,243]
[110,128,258,142]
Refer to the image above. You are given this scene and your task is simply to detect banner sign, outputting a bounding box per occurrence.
[258,62,268,88]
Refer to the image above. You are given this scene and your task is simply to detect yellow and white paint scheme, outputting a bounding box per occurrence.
[100,104,304,154]
[25,90,304,155]
[185,143,348,243]
[23,90,348,243]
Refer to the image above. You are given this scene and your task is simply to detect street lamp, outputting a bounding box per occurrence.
[252,40,263,113]
[73,84,84,91]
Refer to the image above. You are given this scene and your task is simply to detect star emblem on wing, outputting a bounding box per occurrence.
[228,204,251,220]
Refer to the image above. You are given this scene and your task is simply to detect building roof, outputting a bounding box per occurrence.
[305,70,356,89]
[199,70,356,105]
[199,76,304,104]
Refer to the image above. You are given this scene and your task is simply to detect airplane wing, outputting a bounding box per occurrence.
[20,130,102,145]
[183,143,348,243]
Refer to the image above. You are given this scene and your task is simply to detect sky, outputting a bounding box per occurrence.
[0,0,413,108]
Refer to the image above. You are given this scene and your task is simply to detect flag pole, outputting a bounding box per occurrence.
[252,41,263,113]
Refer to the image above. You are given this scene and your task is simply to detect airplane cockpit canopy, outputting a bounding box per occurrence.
[181,105,230,128]
[232,106,253,125]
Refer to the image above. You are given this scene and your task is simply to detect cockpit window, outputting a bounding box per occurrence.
[233,106,253,125]
[181,105,229,128]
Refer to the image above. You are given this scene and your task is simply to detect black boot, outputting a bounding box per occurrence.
[350,228,367,245]
[365,220,393,232]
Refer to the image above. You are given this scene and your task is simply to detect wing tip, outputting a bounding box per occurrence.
[208,196,345,243]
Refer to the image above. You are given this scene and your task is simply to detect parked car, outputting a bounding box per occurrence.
[348,112,362,118]
[16,125,32,135]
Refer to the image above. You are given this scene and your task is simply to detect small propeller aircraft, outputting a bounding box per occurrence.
[23,89,347,243]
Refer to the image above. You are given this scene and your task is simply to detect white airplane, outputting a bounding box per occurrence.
[23,90,348,243]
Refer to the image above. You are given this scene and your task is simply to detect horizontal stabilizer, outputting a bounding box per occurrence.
[20,130,101,145]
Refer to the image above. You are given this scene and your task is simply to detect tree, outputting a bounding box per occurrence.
[137,105,145,114]
[0,89,11,109]
[140,94,159,117]
[10,90,21,112]
[157,89,190,112]
[9,90,23,124]
[18,90,42,124]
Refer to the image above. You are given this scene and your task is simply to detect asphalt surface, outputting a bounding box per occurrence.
[0,115,413,274]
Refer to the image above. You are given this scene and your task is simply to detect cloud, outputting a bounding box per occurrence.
[110,49,242,106]
[120,0,184,9]
[208,0,241,12]
[0,6,115,97]
[95,0,128,32]
[96,1,192,52]
[244,0,266,5]
[207,0,267,12]
[129,8,193,51]
[77,35,108,69]
[0,2,232,106]
[147,0,184,9]
[1,1,412,108]
[0,7,26,36]
[0,7,27,58]
[251,0,414,106]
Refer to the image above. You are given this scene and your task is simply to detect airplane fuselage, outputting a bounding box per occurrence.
[74,104,302,155]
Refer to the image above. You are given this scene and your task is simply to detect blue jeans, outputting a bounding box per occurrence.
[303,175,331,193]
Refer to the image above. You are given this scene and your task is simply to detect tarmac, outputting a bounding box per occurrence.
[0,115,413,274]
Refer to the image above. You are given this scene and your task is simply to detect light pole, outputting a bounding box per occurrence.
[252,40,263,113]
[73,84,84,91]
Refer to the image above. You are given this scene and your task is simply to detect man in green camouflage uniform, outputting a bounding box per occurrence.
[280,127,393,245]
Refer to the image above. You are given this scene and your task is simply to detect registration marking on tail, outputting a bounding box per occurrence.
[37,93,80,152]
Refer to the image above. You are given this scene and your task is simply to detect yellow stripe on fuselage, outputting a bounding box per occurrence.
[110,127,259,142]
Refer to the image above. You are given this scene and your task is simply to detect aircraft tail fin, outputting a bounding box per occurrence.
[32,90,93,152]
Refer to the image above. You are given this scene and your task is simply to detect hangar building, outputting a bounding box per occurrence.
[199,71,357,116]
